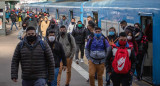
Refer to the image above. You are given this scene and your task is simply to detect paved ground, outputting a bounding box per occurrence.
[0,22,152,86]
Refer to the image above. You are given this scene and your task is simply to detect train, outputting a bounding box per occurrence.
[21,0,160,85]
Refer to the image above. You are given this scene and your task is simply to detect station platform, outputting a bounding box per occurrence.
[0,23,152,86]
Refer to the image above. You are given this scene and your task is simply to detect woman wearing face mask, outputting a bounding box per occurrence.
[67,18,76,34]
[127,31,138,86]
[18,22,27,40]
[106,27,119,46]
[41,16,50,38]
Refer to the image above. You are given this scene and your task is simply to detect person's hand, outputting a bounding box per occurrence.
[62,66,67,71]
[130,72,133,75]
[108,72,112,76]
[12,78,18,82]
[85,39,87,42]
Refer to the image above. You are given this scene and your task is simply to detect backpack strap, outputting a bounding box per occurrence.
[88,38,93,51]
[19,40,24,50]
[103,38,107,51]
[67,33,71,45]
[113,37,119,43]
[39,40,46,51]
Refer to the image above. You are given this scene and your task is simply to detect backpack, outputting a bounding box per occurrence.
[19,40,46,51]
[139,35,148,53]
[57,33,71,45]
[88,37,106,51]
[112,45,132,74]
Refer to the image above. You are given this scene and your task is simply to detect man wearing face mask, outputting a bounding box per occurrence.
[11,26,55,86]
[46,30,67,86]
[106,32,136,86]
[120,20,133,33]
[59,15,69,28]
[18,22,27,40]
[85,27,110,86]
[72,21,87,63]
[57,25,76,86]
[46,19,59,37]
[67,18,76,34]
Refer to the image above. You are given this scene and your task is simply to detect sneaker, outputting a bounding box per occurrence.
[76,59,79,64]
[80,59,84,62]
[65,84,69,86]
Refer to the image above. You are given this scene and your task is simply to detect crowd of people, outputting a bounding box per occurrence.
[9,9,149,86]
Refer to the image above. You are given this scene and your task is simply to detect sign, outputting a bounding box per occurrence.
[0,18,2,29]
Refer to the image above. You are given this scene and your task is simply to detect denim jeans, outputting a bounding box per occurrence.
[22,78,46,86]
[106,71,110,84]
[48,68,59,86]
[10,22,18,30]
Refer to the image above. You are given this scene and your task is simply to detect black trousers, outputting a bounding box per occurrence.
[136,52,145,79]
[75,44,85,60]
[111,72,131,86]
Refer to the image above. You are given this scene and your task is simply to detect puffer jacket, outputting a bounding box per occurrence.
[11,36,55,80]
[85,36,110,64]
[72,24,87,44]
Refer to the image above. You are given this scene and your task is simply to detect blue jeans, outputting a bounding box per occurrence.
[106,71,110,84]
[22,78,46,86]
[48,68,59,86]
[10,22,18,30]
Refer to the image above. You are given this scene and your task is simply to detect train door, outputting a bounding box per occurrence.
[92,11,98,26]
[36,8,37,14]
[140,16,153,83]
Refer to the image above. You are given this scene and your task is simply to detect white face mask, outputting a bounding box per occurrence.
[49,36,55,42]
[127,36,132,40]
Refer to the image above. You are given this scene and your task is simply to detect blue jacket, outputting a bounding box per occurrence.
[5,12,10,18]
[85,36,110,64]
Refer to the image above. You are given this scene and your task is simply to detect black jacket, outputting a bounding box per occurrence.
[11,36,55,80]
[72,24,87,44]
[47,40,67,68]
[46,25,59,37]
[10,14,16,23]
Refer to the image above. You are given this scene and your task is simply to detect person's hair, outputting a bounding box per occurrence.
[71,18,75,20]
[95,27,101,31]
[120,20,127,25]
[49,30,55,34]
[134,23,141,28]
[62,15,66,17]
[26,26,36,32]
[109,27,116,33]
[87,16,92,18]
[60,25,66,29]
[119,32,127,37]
[77,21,82,23]
[127,31,138,52]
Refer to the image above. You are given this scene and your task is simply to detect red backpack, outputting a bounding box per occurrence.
[112,45,131,74]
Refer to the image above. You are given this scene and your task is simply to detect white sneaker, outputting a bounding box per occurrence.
[80,59,84,63]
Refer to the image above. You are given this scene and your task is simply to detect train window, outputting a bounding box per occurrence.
[92,11,98,26]
[47,9,49,13]
[70,11,73,20]
[41,9,42,12]
[140,16,153,83]
[56,9,59,20]
[36,8,37,14]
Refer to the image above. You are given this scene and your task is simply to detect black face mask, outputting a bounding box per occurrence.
[71,22,75,25]
[27,35,37,43]
[23,26,26,30]
[51,24,55,28]
[60,32,66,36]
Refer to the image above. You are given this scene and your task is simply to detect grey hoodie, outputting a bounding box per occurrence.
[58,33,76,59]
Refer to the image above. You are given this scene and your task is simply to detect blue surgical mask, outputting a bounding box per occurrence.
[94,33,102,38]
[109,31,115,36]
